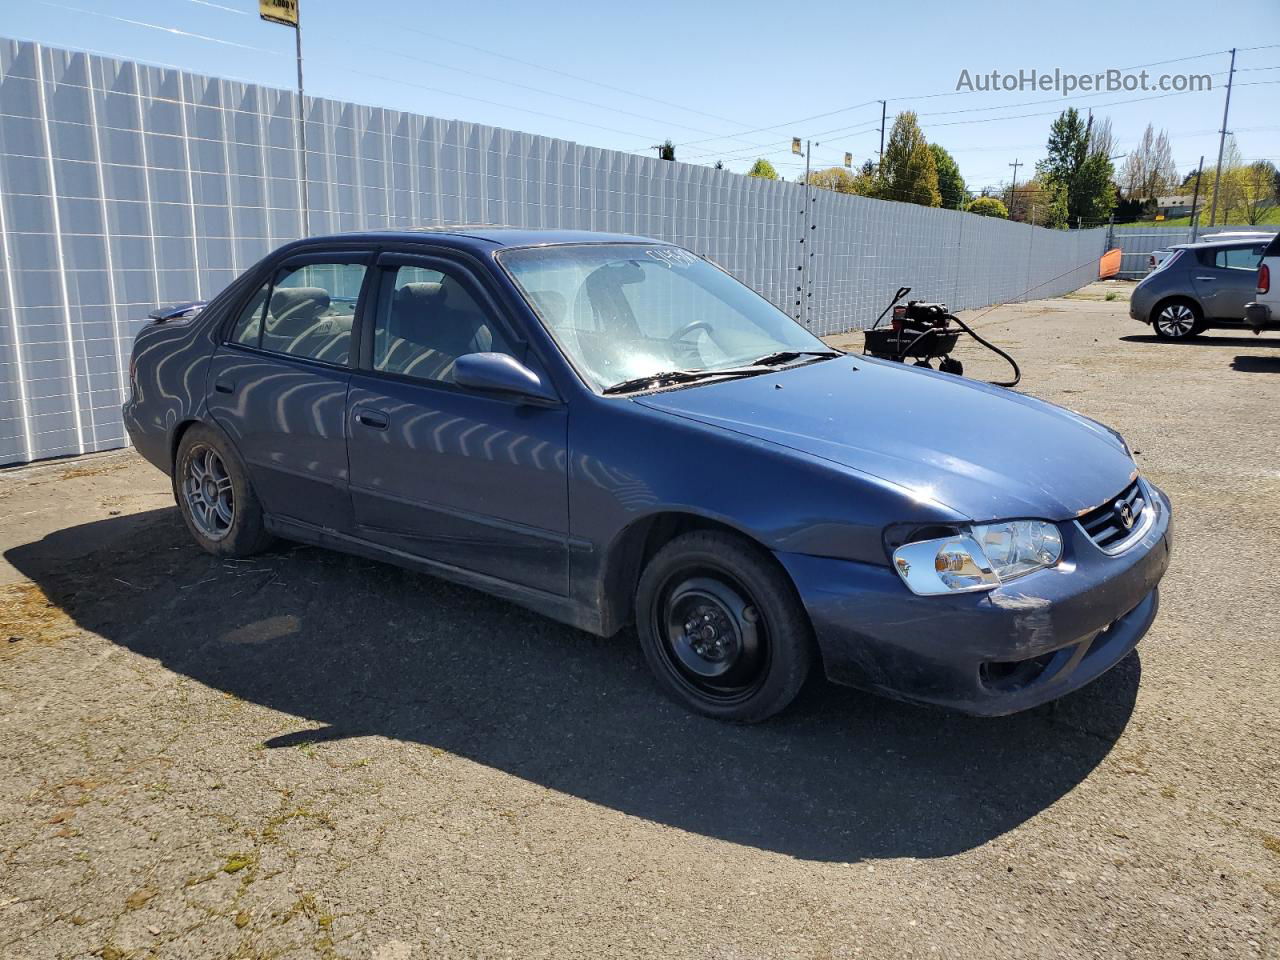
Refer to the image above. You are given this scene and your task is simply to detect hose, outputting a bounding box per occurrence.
[947,313,1021,388]
[891,316,1021,388]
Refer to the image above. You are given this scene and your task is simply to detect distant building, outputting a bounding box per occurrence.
[1156,195,1195,219]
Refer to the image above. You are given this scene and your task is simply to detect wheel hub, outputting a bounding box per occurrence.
[683,605,737,662]
[660,576,765,690]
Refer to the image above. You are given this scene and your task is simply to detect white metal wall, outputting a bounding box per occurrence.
[0,38,1106,466]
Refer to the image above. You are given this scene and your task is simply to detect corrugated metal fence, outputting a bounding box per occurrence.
[1108,225,1196,278]
[0,37,1106,466]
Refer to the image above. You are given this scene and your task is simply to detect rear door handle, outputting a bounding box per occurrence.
[213,377,235,394]
[1194,276,1216,281]
[354,409,389,430]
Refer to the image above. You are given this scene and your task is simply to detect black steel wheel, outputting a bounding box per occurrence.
[636,530,814,721]
[174,423,273,558]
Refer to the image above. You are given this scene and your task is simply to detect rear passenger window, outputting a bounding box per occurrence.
[227,261,366,366]
[1214,247,1264,271]
[372,264,513,383]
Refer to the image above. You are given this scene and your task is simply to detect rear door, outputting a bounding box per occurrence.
[345,251,570,596]
[206,249,372,532]
[1194,244,1267,320]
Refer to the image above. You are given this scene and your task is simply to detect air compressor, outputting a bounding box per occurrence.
[862,286,1021,388]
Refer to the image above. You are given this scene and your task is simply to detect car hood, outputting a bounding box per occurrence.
[634,356,1137,521]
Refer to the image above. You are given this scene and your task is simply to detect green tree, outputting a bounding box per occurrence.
[966,196,1008,218]
[876,112,940,206]
[805,166,858,193]
[929,143,967,209]
[1240,160,1279,225]
[746,158,779,180]
[1036,108,1115,226]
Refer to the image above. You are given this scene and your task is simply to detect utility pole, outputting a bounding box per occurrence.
[294,22,308,232]
[1188,154,1205,241]
[259,1,307,233]
[799,139,812,325]
[877,100,887,172]
[1008,158,1022,221]
[1208,48,1236,228]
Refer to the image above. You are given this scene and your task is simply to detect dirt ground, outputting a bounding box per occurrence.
[1,284,1278,959]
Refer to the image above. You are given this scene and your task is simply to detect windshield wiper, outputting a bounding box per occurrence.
[602,351,844,395]
[747,349,843,366]
[602,369,731,395]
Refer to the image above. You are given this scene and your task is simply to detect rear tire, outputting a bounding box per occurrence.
[635,530,814,722]
[174,423,273,557]
[1152,300,1203,339]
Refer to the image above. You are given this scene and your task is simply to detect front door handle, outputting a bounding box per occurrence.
[354,409,389,430]
[213,377,234,394]
[1194,276,1216,281]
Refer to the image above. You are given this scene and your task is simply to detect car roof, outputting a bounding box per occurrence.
[289,226,662,252]
[1170,235,1275,250]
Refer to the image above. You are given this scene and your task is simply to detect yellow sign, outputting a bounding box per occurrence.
[259,0,298,26]
[844,152,853,168]
[1155,214,1165,221]
[791,138,802,156]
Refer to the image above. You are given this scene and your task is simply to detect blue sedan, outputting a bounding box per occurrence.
[124,228,1171,721]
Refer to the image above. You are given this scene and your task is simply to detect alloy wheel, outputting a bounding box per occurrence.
[1155,303,1197,338]
[183,444,235,540]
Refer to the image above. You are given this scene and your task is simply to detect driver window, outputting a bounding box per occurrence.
[372,264,513,383]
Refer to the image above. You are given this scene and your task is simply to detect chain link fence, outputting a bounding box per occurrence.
[0,38,1106,465]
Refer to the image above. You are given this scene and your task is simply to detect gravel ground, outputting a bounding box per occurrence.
[1,286,1277,960]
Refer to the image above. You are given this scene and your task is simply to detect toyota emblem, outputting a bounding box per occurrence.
[1116,502,1134,530]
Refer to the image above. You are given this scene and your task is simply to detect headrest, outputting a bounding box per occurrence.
[388,281,446,341]
[270,286,330,322]
[394,281,445,311]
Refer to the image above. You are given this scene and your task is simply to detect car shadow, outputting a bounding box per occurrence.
[6,509,1140,863]
[1231,354,1280,373]
[1120,333,1271,348]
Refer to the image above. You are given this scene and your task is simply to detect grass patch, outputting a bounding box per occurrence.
[0,583,73,659]
[222,853,256,874]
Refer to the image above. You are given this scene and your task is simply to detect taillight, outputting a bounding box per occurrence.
[1259,264,1271,295]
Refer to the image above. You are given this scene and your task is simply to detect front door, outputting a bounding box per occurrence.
[1193,243,1266,320]
[345,253,570,596]
[206,251,371,532]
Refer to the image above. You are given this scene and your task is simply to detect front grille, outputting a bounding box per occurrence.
[1077,480,1147,551]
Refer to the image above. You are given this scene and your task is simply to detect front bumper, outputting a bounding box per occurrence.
[778,483,1172,716]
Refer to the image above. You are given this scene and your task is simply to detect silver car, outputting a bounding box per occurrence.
[1130,235,1276,339]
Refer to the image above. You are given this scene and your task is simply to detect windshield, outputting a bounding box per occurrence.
[498,243,830,391]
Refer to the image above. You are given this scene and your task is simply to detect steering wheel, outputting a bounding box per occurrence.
[667,319,713,342]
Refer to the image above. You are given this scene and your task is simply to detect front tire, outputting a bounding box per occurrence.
[1152,300,1203,339]
[174,423,273,557]
[635,531,814,722]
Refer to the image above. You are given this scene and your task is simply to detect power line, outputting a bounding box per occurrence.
[33,0,279,54]
[394,26,753,131]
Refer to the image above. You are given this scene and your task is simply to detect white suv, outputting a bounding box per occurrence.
[1245,233,1280,333]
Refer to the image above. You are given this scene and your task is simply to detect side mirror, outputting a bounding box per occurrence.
[453,353,559,405]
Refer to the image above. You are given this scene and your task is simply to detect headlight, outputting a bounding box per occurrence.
[972,520,1063,581]
[891,521,1062,596]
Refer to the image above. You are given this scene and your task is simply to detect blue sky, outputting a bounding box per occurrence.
[6,0,1279,191]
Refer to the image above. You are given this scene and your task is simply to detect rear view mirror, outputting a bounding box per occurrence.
[453,353,558,405]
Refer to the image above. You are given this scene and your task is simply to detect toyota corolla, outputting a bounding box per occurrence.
[124,228,1172,722]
